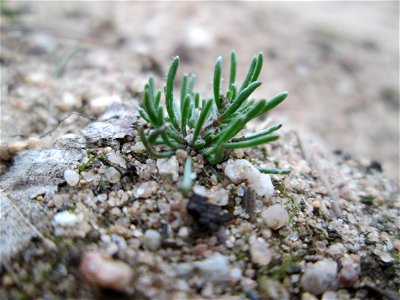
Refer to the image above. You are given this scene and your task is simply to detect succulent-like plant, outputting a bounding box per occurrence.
[137,51,288,165]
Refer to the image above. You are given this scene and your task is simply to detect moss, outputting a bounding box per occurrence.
[273,179,299,225]
[78,148,107,173]
[266,253,300,281]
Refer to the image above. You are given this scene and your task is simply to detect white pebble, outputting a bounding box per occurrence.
[250,238,272,266]
[64,169,80,186]
[131,141,146,153]
[53,211,80,226]
[107,152,126,169]
[143,229,161,251]
[261,204,289,230]
[105,167,121,183]
[224,159,274,198]
[208,188,229,206]
[80,251,133,292]
[301,260,338,296]
[178,227,189,239]
[193,253,231,283]
[157,156,179,182]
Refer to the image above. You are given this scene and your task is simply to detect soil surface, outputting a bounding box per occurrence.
[0,2,399,300]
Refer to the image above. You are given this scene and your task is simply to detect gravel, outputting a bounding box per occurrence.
[143,229,162,251]
[261,204,289,230]
[64,169,80,186]
[301,260,338,296]
[224,159,274,198]
[80,251,133,292]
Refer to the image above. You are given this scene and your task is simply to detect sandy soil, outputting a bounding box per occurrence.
[1,1,399,181]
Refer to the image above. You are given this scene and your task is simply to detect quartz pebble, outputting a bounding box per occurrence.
[224,159,274,198]
[53,211,80,226]
[250,238,272,266]
[107,152,126,168]
[261,204,289,230]
[143,229,162,251]
[157,156,179,182]
[193,253,231,283]
[301,260,338,296]
[131,142,146,153]
[64,169,80,186]
[208,188,229,206]
[80,251,133,292]
[105,167,121,183]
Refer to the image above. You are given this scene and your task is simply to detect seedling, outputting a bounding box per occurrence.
[137,51,288,165]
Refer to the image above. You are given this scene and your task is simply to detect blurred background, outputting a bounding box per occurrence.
[1,1,399,181]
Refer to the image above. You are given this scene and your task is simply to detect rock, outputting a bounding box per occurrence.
[338,256,360,287]
[187,193,232,231]
[301,260,338,296]
[193,253,231,283]
[105,167,121,183]
[131,141,146,154]
[132,181,158,198]
[261,204,289,230]
[177,227,189,239]
[208,188,229,206]
[80,251,133,292]
[250,237,272,266]
[321,291,337,300]
[301,292,318,300]
[107,152,126,168]
[157,156,179,182]
[258,277,289,300]
[81,103,136,144]
[53,211,80,226]
[89,95,121,116]
[64,169,80,186]
[224,159,274,198]
[143,229,161,251]
[57,92,82,112]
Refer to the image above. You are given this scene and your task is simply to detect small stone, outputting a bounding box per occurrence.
[339,256,360,287]
[193,244,208,257]
[89,95,121,116]
[250,238,272,266]
[301,292,318,300]
[208,188,229,206]
[143,229,161,251]
[393,240,400,251]
[157,156,179,182]
[64,169,80,186]
[261,204,289,230]
[258,277,289,300]
[133,181,158,198]
[301,260,338,296]
[80,251,133,292]
[131,142,146,154]
[229,267,242,285]
[177,227,189,239]
[175,149,188,163]
[224,159,274,198]
[193,253,231,283]
[57,92,82,112]
[53,211,80,226]
[321,291,337,300]
[107,152,126,169]
[105,167,121,183]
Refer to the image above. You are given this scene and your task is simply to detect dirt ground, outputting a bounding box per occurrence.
[1,1,399,181]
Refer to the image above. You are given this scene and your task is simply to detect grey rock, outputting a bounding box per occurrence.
[301,260,338,296]
[81,103,137,144]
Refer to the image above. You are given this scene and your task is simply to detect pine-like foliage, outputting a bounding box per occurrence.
[137,51,288,165]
